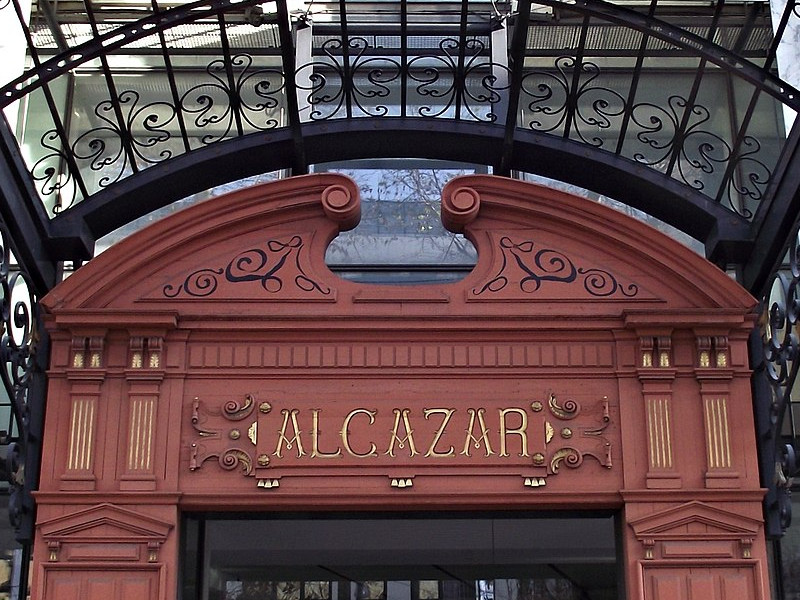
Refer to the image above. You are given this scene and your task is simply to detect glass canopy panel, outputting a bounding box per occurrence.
[186,515,619,600]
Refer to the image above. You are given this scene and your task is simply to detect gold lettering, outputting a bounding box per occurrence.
[499,408,528,457]
[462,408,494,457]
[341,409,378,457]
[273,409,306,458]
[424,408,456,457]
[311,409,342,458]
[386,408,419,457]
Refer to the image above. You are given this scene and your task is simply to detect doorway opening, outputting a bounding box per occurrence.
[181,513,621,600]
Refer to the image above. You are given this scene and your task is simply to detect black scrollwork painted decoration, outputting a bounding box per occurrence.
[474,236,639,298]
[163,236,330,298]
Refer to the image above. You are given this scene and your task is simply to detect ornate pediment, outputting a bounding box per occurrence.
[39,503,173,544]
[629,501,762,540]
[42,174,755,315]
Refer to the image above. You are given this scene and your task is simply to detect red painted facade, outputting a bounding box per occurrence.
[34,174,766,599]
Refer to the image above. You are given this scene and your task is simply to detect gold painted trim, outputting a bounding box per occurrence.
[248,421,258,445]
[523,477,546,488]
[390,477,414,488]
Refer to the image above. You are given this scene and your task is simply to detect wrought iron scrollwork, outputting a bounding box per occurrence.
[180,53,284,144]
[73,90,176,183]
[18,4,781,222]
[726,136,771,217]
[753,228,800,537]
[630,95,767,218]
[630,96,733,201]
[297,37,402,120]
[407,37,510,122]
[0,222,41,538]
[31,89,178,210]
[296,35,508,122]
[30,130,76,213]
[518,55,771,218]
[29,52,285,207]
[520,56,626,147]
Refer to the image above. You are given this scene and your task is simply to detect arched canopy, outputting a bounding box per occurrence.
[1,0,799,295]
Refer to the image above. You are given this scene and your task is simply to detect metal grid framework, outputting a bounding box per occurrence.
[1,0,800,594]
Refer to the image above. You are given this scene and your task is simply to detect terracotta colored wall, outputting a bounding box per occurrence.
[32,174,767,600]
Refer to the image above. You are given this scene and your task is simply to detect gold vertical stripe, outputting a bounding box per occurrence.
[130,399,141,470]
[647,399,658,468]
[704,400,714,467]
[127,400,136,469]
[712,398,726,468]
[78,400,88,470]
[144,398,154,471]
[67,401,78,469]
[662,398,672,468]
[84,401,94,471]
[133,399,142,469]
[720,398,731,468]
[67,401,79,469]
[655,399,664,468]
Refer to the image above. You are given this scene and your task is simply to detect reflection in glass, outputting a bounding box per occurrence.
[190,515,619,600]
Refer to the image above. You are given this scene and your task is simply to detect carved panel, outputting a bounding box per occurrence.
[187,391,614,491]
[126,397,155,472]
[704,397,732,470]
[629,501,762,562]
[42,569,159,600]
[646,398,673,471]
[38,503,173,566]
[66,399,96,472]
[643,567,761,600]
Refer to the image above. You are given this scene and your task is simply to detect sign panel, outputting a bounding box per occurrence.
[187,379,615,491]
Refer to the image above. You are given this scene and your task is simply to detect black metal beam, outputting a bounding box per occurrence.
[0,116,63,294]
[276,0,307,174]
[47,118,751,258]
[742,120,800,297]
[498,0,531,176]
[509,128,751,255]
